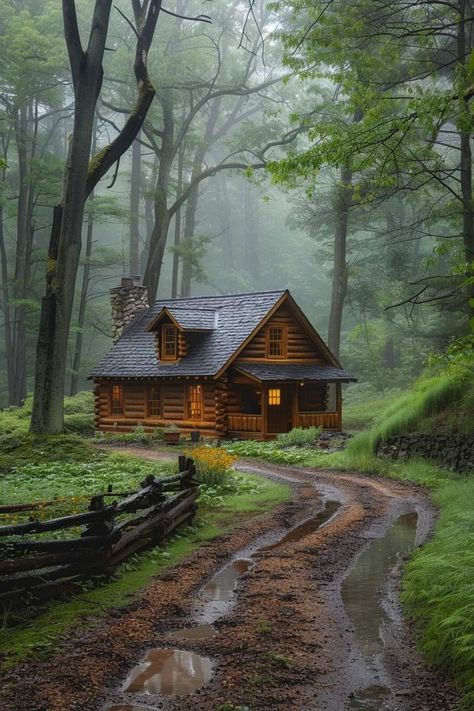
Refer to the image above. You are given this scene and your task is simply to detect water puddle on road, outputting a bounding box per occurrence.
[261,499,340,552]
[169,623,217,640]
[348,685,390,709]
[342,512,418,708]
[122,648,212,696]
[202,558,253,601]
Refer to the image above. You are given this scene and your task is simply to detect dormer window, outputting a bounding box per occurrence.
[266,326,286,358]
[162,325,178,360]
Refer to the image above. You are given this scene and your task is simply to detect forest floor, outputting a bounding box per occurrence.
[0,451,460,711]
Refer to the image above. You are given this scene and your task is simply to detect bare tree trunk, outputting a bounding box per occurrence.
[70,114,98,396]
[458,2,474,308]
[129,134,141,274]
[143,91,174,302]
[327,164,352,360]
[171,144,184,298]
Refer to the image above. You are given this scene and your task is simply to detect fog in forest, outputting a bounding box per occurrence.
[0,0,471,408]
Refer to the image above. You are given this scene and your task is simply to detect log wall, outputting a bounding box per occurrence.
[95,379,216,433]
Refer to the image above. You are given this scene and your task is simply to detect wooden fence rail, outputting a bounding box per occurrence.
[0,456,199,609]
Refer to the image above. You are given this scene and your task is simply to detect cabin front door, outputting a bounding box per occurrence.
[266,385,293,434]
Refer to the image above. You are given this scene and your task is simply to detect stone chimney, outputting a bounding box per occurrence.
[110,275,149,342]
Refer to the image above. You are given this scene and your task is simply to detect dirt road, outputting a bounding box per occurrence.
[0,459,459,711]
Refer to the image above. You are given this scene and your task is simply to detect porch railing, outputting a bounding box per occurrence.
[297,412,341,429]
[228,414,262,432]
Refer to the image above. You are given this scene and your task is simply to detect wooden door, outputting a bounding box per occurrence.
[266,386,293,434]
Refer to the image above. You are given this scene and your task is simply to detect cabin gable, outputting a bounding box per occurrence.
[238,302,325,363]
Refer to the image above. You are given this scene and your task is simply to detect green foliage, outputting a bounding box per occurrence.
[276,426,321,447]
[224,440,308,464]
[367,373,472,448]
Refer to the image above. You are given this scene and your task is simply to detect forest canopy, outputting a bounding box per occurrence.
[0,0,472,421]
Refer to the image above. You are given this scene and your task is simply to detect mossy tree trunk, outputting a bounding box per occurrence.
[30,0,160,434]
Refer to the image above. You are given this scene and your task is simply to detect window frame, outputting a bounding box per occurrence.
[268,388,281,406]
[265,325,286,359]
[110,383,124,416]
[161,324,178,360]
[147,384,162,418]
[187,383,203,420]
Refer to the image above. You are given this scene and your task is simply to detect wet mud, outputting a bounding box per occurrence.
[0,458,459,711]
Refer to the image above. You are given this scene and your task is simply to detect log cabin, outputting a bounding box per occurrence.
[90,279,356,439]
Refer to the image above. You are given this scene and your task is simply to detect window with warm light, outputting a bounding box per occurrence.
[188,384,203,419]
[162,325,178,359]
[266,326,285,358]
[268,388,281,406]
[147,385,162,417]
[111,384,123,415]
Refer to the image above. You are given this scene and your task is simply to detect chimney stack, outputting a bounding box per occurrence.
[110,275,149,342]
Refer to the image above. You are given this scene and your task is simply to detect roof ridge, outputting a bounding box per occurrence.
[153,288,287,306]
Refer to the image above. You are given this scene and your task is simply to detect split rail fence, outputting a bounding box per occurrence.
[0,456,199,609]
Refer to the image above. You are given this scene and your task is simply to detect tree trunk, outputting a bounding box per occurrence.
[171,145,184,298]
[143,92,174,302]
[30,0,159,433]
[327,164,352,360]
[129,134,141,275]
[70,114,98,397]
[458,3,474,308]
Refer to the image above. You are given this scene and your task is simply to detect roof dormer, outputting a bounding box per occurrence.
[146,306,217,362]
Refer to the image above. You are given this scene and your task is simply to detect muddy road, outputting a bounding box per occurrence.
[0,460,459,711]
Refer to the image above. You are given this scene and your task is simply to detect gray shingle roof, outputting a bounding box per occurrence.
[158,307,217,330]
[90,290,287,378]
[234,362,357,382]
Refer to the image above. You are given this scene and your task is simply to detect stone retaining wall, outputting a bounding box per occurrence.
[376,433,474,473]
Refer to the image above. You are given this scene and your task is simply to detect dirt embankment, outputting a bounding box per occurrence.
[0,459,459,711]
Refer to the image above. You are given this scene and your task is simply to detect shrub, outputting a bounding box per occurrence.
[186,445,237,488]
[64,412,95,435]
[276,426,321,448]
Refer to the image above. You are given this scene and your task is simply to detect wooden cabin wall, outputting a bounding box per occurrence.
[297,384,328,412]
[239,303,324,361]
[94,379,216,432]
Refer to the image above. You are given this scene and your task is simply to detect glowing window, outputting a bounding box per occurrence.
[162,325,177,359]
[111,384,123,415]
[268,388,281,406]
[188,384,203,419]
[267,326,285,358]
[148,385,162,417]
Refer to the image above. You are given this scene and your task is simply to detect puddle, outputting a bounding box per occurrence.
[348,685,390,709]
[261,499,340,551]
[342,512,417,660]
[202,558,253,601]
[169,623,216,640]
[122,648,212,696]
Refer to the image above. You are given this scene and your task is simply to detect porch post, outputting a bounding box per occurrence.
[336,381,342,430]
[261,384,268,438]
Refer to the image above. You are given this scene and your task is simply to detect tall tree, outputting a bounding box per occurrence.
[31,0,160,433]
